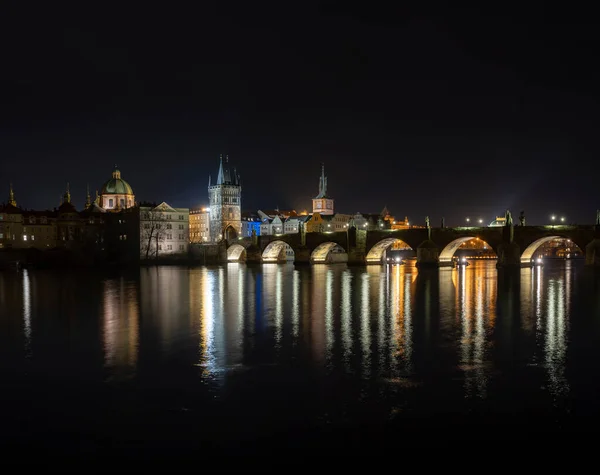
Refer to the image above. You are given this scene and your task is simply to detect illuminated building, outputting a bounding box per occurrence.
[488,216,506,227]
[98,166,136,211]
[190,207,211,243]
[208,154,242,241]
[139,202,189,259]
[241,212,261,237]
[312,163,334,215]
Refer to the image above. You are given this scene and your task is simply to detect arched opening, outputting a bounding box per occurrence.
[225,225,238,241]
[366,238,414,265]
[439,237,497,266]
[311,242,348,264]
[227,244,247,262]
[521,236,584,265]
[262,241,295,263]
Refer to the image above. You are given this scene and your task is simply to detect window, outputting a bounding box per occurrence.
[167,215,171,219]
[167,234,172,239]
[166,224,172,229]
[158,245,162,250]
[179,234,184,240]
[109,198,114,208]
[29,216,36,224]
[179,215,184,220]
[120,199,125,208]
[31,235,34,241]
[179,245,184,251]
[0,233,3,239]
[167,244,172,250]
[23,235,27,241]
[178,224,184,229]
[144,223,150,229]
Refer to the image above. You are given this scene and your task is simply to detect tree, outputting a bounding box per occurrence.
[140,208,167,259]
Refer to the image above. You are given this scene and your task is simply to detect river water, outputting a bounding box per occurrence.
[1,260,599,454]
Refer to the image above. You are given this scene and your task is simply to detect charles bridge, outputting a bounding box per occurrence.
[223,218,600,268]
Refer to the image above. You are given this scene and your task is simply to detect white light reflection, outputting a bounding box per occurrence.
[275,265,283,349]
[341,270,353,369]
[361,273,371,378]
[545,279,569,403]
[198,269,216,377]
[325,268,334,364]
[292,270,300,338]
[22,269,32,357]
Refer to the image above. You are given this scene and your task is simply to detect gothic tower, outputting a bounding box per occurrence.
[208,154,242,241]
[312,163,334,215]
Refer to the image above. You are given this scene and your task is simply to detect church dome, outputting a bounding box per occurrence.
[100,167,134,195]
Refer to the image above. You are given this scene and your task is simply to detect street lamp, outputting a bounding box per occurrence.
[560,217,565,223]
[478,218,483,224]
[466,217,470,223]
[551,215,556,222]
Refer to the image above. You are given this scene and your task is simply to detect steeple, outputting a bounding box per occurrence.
[85,184,91,208]
[95,190,100,205]
[112,164,121,179]
[208,174,212,187]
[8,182,16,207]
[63,182,71,204]
[314,163,329,199]
[216,154,225,185]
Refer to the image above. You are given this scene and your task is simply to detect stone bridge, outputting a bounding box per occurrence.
[225,223,600,268]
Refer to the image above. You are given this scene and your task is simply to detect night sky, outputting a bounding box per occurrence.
[2,5,599,225]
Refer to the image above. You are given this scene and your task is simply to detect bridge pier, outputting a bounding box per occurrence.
[585,239,600,266]
[245,245,263,264]
[415,240,440,269]
[347,249,366,266]
[293,246,311,265]
[495,242,521,269]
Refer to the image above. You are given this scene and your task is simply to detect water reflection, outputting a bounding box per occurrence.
[22,269,32,357]
[455,263,496,398]
[0,261,588,427]
[102,277,139,380]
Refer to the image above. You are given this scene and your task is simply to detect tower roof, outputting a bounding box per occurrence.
[314,163,330,199]
[213,154,240,186]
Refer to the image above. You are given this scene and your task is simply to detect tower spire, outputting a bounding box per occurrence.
[216,154,225,185]
[8,182,16,207]
[63,182,71,204]
[85,184,91,208]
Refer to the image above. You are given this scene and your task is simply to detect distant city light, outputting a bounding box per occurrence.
[478,218,483,224]
[560,217,565,222]
[551,215,556,221]
[466,218,470,223]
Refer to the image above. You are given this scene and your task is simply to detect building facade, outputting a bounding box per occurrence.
[312,163,334,215]
[241,212,261,238]
[139,202,189,259]
[190,208,211,243]
[208,155,241,241]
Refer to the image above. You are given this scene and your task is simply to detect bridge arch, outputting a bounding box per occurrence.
[366,238,413,264]
[520,236,584,265]
[262,240,295,263]
[311,242,348,264]
[227,244,247,262]
[439,237,497,265]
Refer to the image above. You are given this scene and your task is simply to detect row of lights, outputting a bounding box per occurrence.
[465,218,484,224]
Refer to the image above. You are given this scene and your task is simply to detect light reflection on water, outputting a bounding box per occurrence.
[0,260,589,424]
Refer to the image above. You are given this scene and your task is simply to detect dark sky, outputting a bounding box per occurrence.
[2,4,599,225]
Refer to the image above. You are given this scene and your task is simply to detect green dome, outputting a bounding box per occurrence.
[100,168,134,195]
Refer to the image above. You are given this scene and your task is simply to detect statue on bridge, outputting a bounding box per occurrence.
[425,216,430,228]
[519,210,525,226]
[597,209,600,226]
[505,209,513,227]
[441,217,445,228]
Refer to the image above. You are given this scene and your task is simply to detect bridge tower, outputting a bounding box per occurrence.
[208,154,242,242]
[312,163,334,215]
